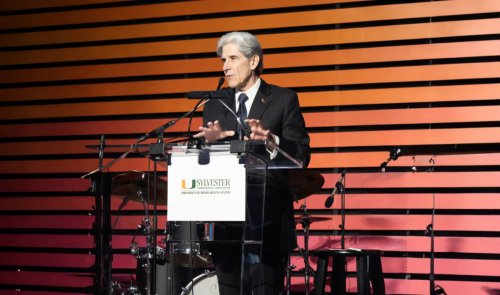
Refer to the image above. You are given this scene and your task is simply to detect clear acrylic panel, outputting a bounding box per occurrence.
[84,140,301,295]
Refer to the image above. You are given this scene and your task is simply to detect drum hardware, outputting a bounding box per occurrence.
[164,222,170,241]
[128,284,139,295]
[110,281,123,295]
[285,257,296,295]
[171,242,213,268]
[166,221,215,268]
[134,259,172,295]
[130,242,139,256]
[130,243,168,261]
[288,209,330,295]
[126,193,158,295]
[296,202,314,295]
[285,170,325,295]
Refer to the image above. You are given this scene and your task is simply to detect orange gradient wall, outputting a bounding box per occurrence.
[1,0,500,294]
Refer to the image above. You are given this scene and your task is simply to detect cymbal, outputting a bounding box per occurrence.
[289,170,325,200]
[112,171,168,206]
[295,215,333,224]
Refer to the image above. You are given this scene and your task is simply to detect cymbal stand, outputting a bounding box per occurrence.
[285,255,296,295]
[141,193,154,293]
[302,200,311,295]
[425,156,447,295]
[286,197,317,295]
[148,134,165,295]
[299,199,316,295]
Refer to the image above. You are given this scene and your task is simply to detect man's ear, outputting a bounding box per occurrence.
[250,54,260,71]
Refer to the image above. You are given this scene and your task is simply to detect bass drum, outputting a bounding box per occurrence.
[180,271,219,295]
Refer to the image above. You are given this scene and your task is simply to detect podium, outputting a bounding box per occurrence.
[86,140,302,295]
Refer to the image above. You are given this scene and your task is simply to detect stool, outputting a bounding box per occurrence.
[310,249,385,295]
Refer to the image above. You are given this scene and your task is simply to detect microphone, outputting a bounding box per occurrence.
[136,120,176,143]
[186,90,230,99]
[186,76,228,99]
[325,168,346,208]
[380,148,401,172]
[216,77,224,90]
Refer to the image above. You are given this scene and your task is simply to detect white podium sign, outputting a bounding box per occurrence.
[167,153,246,221]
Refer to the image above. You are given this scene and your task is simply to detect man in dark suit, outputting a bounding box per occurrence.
[193,31,310,295]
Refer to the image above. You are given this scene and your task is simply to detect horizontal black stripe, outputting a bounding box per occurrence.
[289,250,500,260]
[312,143,500,154]
[297,208,500,215]
[1,79,499,110]
[0,172,166,180]
[1,228,499,238]
[0,246,95,254]
[0,228,92,235]
[289,271,500,283]
[3,56,500,89]
[0,284,93,293]
[307,230,500,237]
[0,0,190,17]
[4,208,500,216]
[2,117,500,138]
[0,210,95,216]
[2,33,499,71]
[0,0,445,34]
[0,187,497,197]
[0,192,91,197]
[2,10,497,51]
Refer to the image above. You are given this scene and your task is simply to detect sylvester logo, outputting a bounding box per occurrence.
[181,179,231,189]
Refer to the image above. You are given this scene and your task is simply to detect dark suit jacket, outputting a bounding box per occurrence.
[202,79,311,252]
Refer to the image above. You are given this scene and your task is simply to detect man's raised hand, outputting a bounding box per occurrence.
[193,120,235,142]
[245,119,276,144]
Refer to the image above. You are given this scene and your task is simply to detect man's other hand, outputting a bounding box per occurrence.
[245,119,276,144]
[193,120,235,142]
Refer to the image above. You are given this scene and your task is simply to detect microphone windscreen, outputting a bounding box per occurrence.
[325,196,334,208]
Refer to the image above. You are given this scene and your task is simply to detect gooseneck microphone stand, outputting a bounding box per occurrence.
[136,77,227,145]
[382,150,446,295]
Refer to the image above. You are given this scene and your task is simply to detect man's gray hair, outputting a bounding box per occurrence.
[217,31,264,76]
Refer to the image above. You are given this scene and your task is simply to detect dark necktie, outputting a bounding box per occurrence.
[236,93,249,136]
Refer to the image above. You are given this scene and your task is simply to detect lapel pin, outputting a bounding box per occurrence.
[261,97,269,104]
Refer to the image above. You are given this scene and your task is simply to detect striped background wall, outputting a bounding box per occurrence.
[1,0,500,294]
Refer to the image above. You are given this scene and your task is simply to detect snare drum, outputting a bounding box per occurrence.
[180,271,219,295]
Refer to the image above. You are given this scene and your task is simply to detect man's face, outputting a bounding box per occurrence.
[221,43,258,91]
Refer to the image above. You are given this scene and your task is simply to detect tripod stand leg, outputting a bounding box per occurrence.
[286,253,291,295]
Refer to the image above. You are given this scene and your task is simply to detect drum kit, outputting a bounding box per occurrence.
[110,170,327,295]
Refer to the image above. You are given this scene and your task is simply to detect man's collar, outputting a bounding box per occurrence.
[235,78,261,98]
